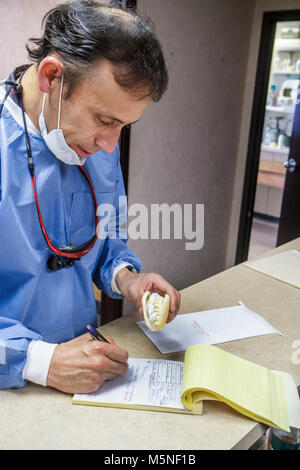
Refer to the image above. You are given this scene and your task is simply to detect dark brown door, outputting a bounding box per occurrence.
[277,94,300,245]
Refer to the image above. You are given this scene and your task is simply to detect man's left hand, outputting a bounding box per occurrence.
[115,269,181,323]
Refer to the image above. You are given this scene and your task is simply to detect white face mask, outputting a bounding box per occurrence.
[38,72,85,166]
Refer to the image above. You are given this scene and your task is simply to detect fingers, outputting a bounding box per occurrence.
[88,337,128,360]
[169,289,181,316]
[150,275,181,314]
[47,335,129,394]
[152,278,181,320]
[136,274,181,323]
[166,310,177,323]
[84,340,128,390]
[103,334,114,345]
[138,305,143,318]
[93,352,128,377]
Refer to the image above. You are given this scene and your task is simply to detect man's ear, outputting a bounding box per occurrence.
[38,55,63,93]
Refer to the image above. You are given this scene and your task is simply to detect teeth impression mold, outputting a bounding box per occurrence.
[142,291,170,332]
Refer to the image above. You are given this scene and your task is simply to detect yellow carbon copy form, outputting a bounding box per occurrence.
[181,345,290,431]
[73,345,291,431]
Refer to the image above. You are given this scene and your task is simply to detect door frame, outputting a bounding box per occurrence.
[235,9,300,265]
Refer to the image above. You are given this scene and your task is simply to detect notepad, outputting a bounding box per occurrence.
[73,345,298,432]
[244,250,300,289]
[137,302,281,354]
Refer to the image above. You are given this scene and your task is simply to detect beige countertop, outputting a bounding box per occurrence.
[1,238,299,450]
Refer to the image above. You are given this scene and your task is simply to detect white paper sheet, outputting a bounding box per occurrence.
[137,302,282,354]
[73,358,186,410]
[244,250,300,289]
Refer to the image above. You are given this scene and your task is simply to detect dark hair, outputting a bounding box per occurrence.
[26,0,168,101]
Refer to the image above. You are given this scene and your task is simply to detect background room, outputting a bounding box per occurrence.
[1,0,299,321]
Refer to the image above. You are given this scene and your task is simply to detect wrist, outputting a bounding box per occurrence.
[23,340,57,387]
[115,267,137,294]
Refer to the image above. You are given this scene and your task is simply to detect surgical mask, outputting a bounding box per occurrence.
[38,72,85,166]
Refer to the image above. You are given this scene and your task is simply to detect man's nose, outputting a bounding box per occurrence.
[95,127,122,154]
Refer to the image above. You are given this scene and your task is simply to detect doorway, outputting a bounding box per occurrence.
[236,10,300,264]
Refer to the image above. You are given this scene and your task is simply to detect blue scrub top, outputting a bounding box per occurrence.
[0,73,142,388]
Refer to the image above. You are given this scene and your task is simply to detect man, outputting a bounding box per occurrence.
[0,1,180,393]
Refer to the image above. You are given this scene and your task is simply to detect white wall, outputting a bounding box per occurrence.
[0,0,59,78]
[0,0,111,77]
[2,1,298,315]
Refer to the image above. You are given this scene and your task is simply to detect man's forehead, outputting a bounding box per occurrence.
[78,60,151,125]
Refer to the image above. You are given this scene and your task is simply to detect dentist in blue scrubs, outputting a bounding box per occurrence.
[0,1,180,394]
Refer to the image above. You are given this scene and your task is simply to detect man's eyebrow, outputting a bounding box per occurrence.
[103,115,140,126]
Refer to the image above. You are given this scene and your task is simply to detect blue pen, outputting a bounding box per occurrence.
[86,324,110,343]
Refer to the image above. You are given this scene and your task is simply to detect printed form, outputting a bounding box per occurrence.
[73,358,186,411]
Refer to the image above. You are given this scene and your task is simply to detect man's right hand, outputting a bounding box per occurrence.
[46,333,128,394]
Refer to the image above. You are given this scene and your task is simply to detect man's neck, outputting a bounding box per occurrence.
[20,65,43,131]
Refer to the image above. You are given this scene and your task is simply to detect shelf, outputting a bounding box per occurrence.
[272,70,300,76]
[261,144,289,155]
[266,105,295,114]
[275,38,300,51]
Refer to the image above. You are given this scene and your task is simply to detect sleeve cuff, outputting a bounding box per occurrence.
[22,340,57,387]
[111,263,136,294]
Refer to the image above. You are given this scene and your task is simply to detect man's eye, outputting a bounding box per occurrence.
[98,117,113,127]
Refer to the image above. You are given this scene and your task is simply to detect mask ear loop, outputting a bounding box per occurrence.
[41,93,46,116]
[57,70,64,130]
